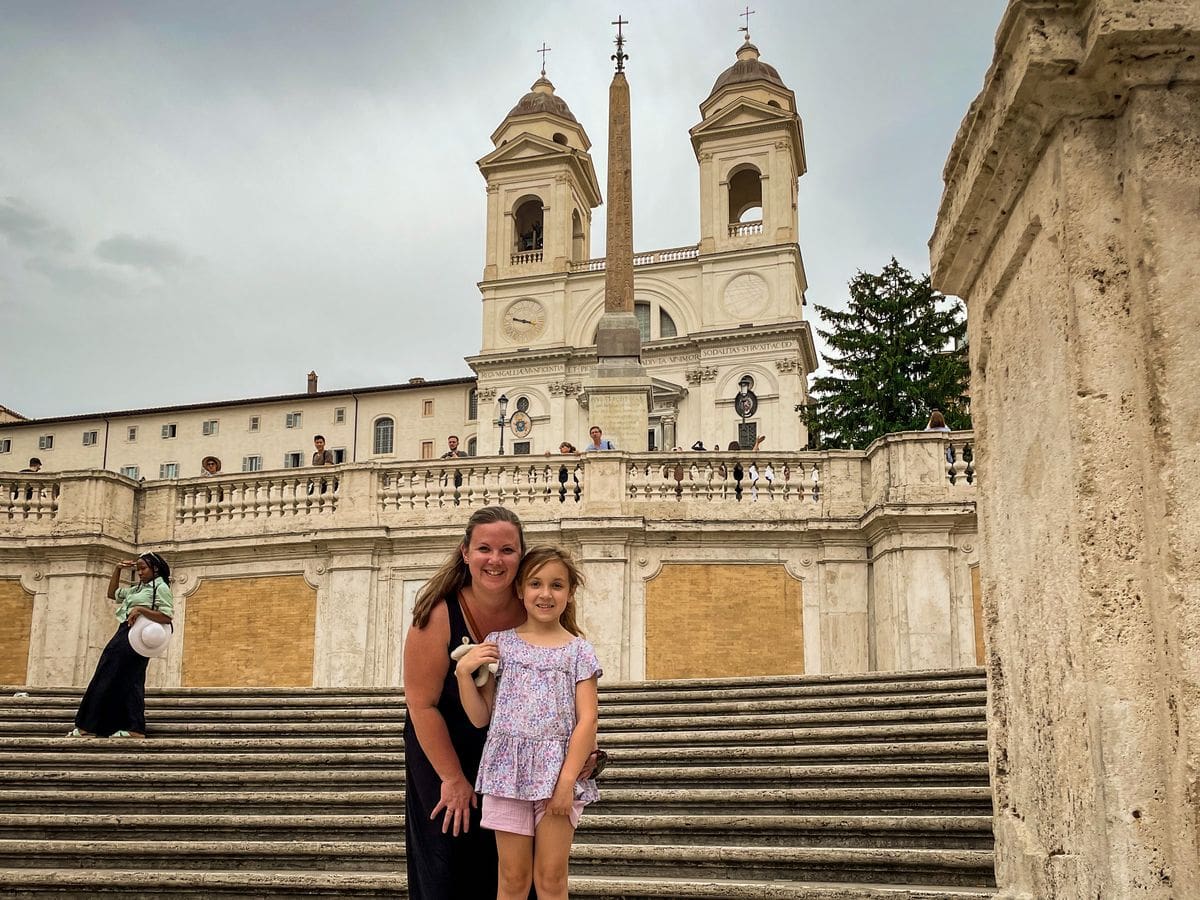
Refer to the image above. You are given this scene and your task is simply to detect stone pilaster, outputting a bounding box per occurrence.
[931,2,1200,896]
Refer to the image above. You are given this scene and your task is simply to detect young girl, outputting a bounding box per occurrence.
[455,546,601,900]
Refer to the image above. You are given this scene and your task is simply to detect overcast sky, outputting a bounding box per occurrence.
[0,0,1005,419]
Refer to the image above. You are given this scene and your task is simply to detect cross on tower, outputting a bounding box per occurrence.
[537,42,551,76]
[738,6,756,39]
[611,15,629,72]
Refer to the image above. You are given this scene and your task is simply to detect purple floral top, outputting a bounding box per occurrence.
[475,629,603,803]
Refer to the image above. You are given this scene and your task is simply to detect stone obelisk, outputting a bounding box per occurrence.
[587,15,651,450]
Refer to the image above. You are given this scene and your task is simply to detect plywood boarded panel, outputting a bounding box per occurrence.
[0,580,33,684]
[183,575,316,687]
[645,564,802,679]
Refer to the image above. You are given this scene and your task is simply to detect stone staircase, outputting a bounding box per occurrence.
[0,668,996,898]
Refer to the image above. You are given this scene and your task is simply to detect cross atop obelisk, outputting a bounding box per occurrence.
[588,13,650,449]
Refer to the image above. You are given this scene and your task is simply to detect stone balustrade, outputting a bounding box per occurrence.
[510,249,543,265]
[0,432,974,541]
[569,244,700,273]
[728,220,764,237]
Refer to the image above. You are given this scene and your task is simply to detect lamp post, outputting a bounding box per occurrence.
[737,376,753,448]
[496,394,510,455]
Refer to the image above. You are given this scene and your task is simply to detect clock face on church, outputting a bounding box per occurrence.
[502,299,547,343]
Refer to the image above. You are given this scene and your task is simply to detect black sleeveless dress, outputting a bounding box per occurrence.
[403,593,497,899]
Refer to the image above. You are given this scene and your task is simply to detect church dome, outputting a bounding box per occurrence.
[707,38,787,98]
[506,76,578,123]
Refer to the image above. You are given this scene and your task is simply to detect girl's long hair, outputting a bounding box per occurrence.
[411,506,526,629]
[927,410,948,429]
[517,546,586,637]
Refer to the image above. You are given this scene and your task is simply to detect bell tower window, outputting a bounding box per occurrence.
[571,209,585,261]
[513,197,544,253]
[728,167,763,224]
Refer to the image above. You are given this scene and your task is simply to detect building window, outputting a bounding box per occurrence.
[127,426,138,442]
[286,412,302,429]
[38,434,54,450]
[467,389,478,422]
[420,441,434,459]
[515,397,530,413]
[331,447,347,464]
[82,431,98,446]
[0,439,10,454]
[242,455,263,472]
[284,452,303,468]
[659,308,678,338]
[597,301,679,344]
[513,441,531,455]
[202,419,219,436]
[161,423,177,439]
[249,416,260,432]
[120,465,139,479]
[334,407,346,424]
[373,418,394,455]
[422,399,434,417]
[159,463,179,479]
[466,437,477,456]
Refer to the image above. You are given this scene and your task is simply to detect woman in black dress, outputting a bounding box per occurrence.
[69,552,173,738]
[403,507,529,898]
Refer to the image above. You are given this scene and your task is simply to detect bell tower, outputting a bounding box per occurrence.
[477,72,602,281]
[690,35,806,254]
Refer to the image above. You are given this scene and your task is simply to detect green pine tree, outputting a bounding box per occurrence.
[800,257,970,449]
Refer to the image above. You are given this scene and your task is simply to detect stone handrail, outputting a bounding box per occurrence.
[510,249,543,265]
[0,433,973,543]
[728,220,763,237]
[0,474,60,522]
[175,472,340,525]
[569,244,700,273]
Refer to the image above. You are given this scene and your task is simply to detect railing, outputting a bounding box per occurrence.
[379,461,583,511]
[728,220,763,237]
[626,455,821,503]
[0,476,59,522]
[569,244,700,273]
[946,439,975,485]
[510,249,543,265]
[176,473,339,524]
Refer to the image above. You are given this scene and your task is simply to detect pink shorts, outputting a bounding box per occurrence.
[480,793,586,837]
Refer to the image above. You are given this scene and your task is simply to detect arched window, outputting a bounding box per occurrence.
[659,307,678,338]
[466,437,477,456]
[373,417,394,455]
[467,388,478,422]
[513,198,544,253]
[728,167,763,223]
[571,209,585,261]
[599,300,679,344]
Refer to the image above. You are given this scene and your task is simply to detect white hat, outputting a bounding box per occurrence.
[128,617,172,658]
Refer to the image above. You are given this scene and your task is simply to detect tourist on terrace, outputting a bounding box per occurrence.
[924,410,951,432]
[68,553,173,738]
[584,426,615,451]
[402,507,530,898]
[201,456,221,476]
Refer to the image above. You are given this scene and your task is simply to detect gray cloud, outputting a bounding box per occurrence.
[24,254,133,298]
[0,197,74,253]
[95,234,188,272]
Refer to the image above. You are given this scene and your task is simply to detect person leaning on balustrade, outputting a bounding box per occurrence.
[68,553,174,739]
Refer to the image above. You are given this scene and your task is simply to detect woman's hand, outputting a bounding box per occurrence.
[127,608,142,624]
[546,779,575,816]
[120,559,137,569]
[453,642,498,680]
[430,774,477,835]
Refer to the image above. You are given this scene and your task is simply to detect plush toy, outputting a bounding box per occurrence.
[450,637,497,687]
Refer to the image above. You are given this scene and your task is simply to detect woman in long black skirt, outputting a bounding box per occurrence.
[69,552,174,738]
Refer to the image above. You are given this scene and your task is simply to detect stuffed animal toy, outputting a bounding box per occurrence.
[450,637,497,686]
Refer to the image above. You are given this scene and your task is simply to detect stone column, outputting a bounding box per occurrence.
[312,550,376,687]
[930,3,1200,896]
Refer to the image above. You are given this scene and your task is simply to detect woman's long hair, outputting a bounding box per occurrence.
[517,546,586,637]
[139,552,171,612]
[411,506,526,628]
[927,410,948,429]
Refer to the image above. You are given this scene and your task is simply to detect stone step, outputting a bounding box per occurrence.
[0,812,992,849]
[599,677,988,703]
[0,839,993,887]
[0,739,987,769]
[0,760,988,792]
[567,844,995,887]
[0,786,993,816]
[575,814,995,850]
[0,813,403,841]
[0,869,997,899]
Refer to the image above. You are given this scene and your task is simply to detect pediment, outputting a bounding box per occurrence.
[478,134,574,168]
[691,99,793,137]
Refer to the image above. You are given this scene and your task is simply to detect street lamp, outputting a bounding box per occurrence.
[737,376,753,448]
[496,394,510,455]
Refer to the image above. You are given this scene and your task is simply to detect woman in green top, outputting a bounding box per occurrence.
[69,553,174,738]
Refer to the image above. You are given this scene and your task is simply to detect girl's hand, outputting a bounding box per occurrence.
[119,559,137,569]
[430,775,477,836]
[127,609,142,624]
[454,642,498,680]
[546,779,574,816]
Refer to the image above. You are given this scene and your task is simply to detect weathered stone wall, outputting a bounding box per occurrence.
[930,2,1200,896]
